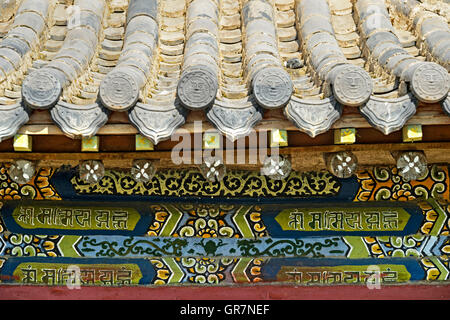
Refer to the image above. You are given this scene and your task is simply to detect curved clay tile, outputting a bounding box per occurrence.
[285,0,364,137]
[356,0,449,134]
[99,0,158,111]
[0,0,17,39]
[355,0,449,104]
[50,1,133,138]
[296,0,373,107]
[0,0,51,142]
[242,0,293,109]
[0,0,449,143]
[389,0,449,71]
[206,0,263,141]
[275,0,322,100]
[0,0,49,90]
[21,0,106,110]
[176,0,220,110]
[388,0,450,116]
[128,0,187,145]
[0,0,17,24]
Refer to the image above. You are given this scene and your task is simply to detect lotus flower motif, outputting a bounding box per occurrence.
[8,160,35,184]
[200,156,226,182]
[79,160,105,184]
[261,155,291,180]
[396,152,427,181]
[131,160,156,183]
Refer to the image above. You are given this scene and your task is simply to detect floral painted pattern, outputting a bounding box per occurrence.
[180,257,237,284]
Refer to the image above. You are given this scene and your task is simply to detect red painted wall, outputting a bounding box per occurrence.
[0,284,449,300]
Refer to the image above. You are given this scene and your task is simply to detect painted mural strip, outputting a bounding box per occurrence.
[0,256,447,286]
[1,201,153,236]
[0,200,434,237]
[0,232,447,259]
[260,258,426,284]
[1,165,449,205]
[0,164,449,288]
[51,167,355,202]
[52,165,450,204]
[0,257,155,286]
[266,202,424,236]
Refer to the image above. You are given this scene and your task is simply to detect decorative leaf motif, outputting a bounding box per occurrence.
[79,237,188,257]
[360,94,417,135]
[71,169,341,198]
[206,97,263,141]
[236,238,342,257]
[285,96,342,138]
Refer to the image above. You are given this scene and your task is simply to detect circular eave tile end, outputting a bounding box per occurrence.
[411,63,450,104]
[99,71,140,112]
[332,65,373,107]
[22,70,62,110]
[177,66,218,111]
[252,67,293,109]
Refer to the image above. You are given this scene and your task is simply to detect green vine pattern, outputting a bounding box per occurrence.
[236,238,344,257]
[79,237,188,257]
[71,169,341,198]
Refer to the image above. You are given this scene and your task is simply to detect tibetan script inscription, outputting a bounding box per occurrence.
[12,204,140,231]
[278,265,410,284]
[13,263,142,286]
[275,207,411,232]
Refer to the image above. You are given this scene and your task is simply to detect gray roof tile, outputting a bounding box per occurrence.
[0,0,448,143]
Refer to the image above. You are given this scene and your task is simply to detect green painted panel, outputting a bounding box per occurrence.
[275,207,411,232]
[13,262,143,286]
[277,264,411,284]
[11,203,141,231]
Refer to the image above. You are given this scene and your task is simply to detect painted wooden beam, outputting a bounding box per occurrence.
[1,142,450,170]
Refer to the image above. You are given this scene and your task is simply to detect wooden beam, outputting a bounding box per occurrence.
[1,142,450,170]
[18,104,450,136]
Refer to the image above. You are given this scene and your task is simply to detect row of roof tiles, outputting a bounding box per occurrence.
[0,0,449,145]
